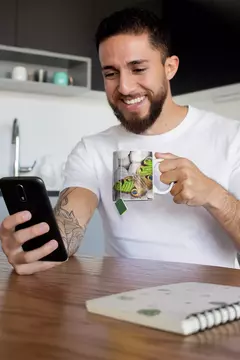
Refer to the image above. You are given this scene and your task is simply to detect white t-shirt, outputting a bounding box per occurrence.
[62,105,240,268]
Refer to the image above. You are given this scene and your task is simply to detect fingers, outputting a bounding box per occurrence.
[0,211,32,235]
[14,222,50,246]
[173,193,187,205]
[11,240,59,265]
[155,152,179,160]
[158,159,179,172]
[155,152,179,173]
[170,183,188,204]
[158,157,191,173]
[160,170,179,184]
[1,221,50,258]
[14,259,61,276]
[0,212,63,276]
[170,182,183,197]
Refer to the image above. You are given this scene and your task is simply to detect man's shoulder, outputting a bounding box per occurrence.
[192,105,240,134]
[67,125,122,157]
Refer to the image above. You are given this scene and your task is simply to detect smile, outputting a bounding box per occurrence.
[122,96,146,105]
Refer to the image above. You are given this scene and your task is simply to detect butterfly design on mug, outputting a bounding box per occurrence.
[113,156,153,198]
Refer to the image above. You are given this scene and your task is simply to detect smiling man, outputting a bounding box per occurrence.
[100,39,170,135]
[1,7,240,275]
[98,14,183,136]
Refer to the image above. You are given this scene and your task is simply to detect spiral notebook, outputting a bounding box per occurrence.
[86,282,240,335]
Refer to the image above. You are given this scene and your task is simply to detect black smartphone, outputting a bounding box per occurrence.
[0,176,68,262]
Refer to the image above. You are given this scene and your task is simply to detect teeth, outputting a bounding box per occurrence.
[124,96,145,105]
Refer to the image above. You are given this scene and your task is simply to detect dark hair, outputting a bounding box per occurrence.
[95,7,171,63]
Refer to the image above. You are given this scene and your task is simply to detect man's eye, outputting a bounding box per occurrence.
[133,68,146,73]
[104,72,117,78]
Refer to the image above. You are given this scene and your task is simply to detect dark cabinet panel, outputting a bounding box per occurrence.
[0,0,17,46]
[16,0,93,57]
[2,0,238,94]
[163,0,240,95]
[91,0,240,94]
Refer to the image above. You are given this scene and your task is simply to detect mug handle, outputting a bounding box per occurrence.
[153,159,174,195]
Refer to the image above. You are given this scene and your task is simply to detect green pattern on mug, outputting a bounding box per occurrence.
[113,174,152,197]
[113,156,153,198]
[136,157,153,176]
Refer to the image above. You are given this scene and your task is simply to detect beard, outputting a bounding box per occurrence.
[108,82,168,135]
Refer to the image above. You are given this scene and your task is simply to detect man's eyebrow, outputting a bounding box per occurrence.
[102,65,116,71]
[102,60,149,71]
[128,59,149,65]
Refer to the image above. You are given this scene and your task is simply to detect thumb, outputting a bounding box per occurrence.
[155,152,179,160]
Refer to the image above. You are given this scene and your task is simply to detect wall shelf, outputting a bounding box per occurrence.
[0,44,91,96]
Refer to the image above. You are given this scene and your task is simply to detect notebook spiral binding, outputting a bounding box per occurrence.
[186,302,240,333]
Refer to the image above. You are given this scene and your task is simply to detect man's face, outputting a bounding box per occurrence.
[99,33,169,134]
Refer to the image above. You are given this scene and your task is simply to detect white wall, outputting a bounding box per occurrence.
[0,82,240,190]
[0,90,118,190]
[174,82,240,120]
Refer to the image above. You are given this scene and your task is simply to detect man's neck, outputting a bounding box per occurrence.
[144,99,189,136]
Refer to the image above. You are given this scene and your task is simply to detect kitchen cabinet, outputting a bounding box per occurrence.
[0,44,91,96]
[0,0,164,92]
[0,0,238,94]
[16,0,93,57]
[0,0,17,46]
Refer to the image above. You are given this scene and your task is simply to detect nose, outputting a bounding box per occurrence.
[118,72,136,95]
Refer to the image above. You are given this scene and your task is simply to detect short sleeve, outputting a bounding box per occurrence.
[61,139,100,200]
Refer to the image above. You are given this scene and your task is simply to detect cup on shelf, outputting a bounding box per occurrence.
[34,69,48,82]
[53,71,69,86]
[12,66,28,81]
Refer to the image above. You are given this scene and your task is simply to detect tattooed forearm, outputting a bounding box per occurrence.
[205,186,240,247]
[54,188,86,257]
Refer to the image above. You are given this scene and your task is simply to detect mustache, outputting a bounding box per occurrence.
[119,94,146,101]
[113,88,152,102]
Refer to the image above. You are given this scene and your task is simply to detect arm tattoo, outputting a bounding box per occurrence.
[54,188,86,256]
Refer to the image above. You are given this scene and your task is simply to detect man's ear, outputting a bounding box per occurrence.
[165,55,179,80]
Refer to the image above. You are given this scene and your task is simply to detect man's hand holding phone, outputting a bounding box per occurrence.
[0,210,61,275]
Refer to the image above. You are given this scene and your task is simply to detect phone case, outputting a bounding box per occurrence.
[0,176,68,262]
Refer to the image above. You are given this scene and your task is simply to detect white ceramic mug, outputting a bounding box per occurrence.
[12,66,28,81]
[112,150,174,201]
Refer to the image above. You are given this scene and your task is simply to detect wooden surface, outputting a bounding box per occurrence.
[0,253,240,360]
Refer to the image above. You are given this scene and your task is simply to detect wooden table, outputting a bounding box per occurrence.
[0,253,240,360]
